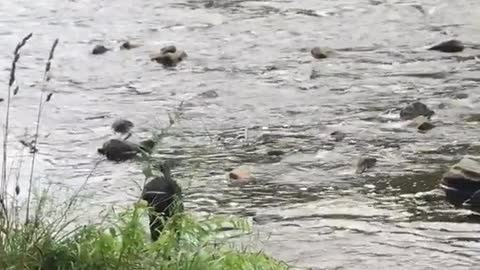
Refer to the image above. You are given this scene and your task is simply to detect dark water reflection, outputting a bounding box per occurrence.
[1,0,480,268]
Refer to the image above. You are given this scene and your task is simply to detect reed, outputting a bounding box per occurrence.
[1,33,33,222]
[25,38,59,223]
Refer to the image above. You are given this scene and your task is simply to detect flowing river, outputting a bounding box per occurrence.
[1,0,480,269]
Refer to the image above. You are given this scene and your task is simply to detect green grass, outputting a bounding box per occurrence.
[0,203,288,270]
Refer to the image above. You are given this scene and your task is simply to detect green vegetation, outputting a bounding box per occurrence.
[0,35,289,269]
[0,203,288,270]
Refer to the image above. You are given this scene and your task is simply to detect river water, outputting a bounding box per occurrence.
[1,0,480,269]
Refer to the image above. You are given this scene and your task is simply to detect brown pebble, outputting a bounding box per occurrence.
[228,166,255,184]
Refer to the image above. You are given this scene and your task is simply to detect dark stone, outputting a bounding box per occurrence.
[198,90,219,99]
[97,139,140,161]
[440,157,480,209]
[411,116,435,131]
[310,69,321,79]
[267,149,285,156]
[417,121,435,132]
[151,49,187,67]
[139,139,156,153]
[330,131,346,142]
[465,114,480,122]
[428,39,464,53]
[141,162,183,241]
[311,47,329,59]
[453,93,468,99]
[204,0,214,8]
[355,157,377,174]
[97,138,155,161]
[399,101,434,120]
[111,119,134,134]
[161,45,177,54]
[120,41,140,50]
[92,45,110,55]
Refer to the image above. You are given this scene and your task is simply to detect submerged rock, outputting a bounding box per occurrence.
[330,131,346,142]
[141,162,183,241]
[440,156,480,209]
[139,139,156,152]
[399,101,434,120]
[310,69,321,79]
[465,114,480,122]
[409,116,435,132]
[228,166,255,184]
[97,138,155,161]
[97,139,138,161]
[161,45,177,54]
[428,39,464,53]
[355,157,377,174]
[120,41,140,50]
[198,90,219,99]
[111,119,134,134]
[267,149,285,156]
[453,93,468,99]
[151,45,187,67]
[92,45,110,55]
[311,47,332,59]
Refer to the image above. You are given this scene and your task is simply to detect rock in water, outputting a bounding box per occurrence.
[161,45,177,54]
[97,139,154,161]
[97,139,139,161]
[92,45,110,55]
[142,162,183,241]
[355,157,377,174]
[228,166,255,184]
[311,47,332,59]
[453,93,468,100]
[139,139,156,153]
[465,114,480,122]
[409,116,435,131]
[267,149,285,156]
[330,131,346,142]
[198,90,219,99]
[120,41,140,50]
[111,119,134,134]
[440,156,480,209]
[310,69,321,79]
[399,101,434,120]
[428,39,464,53]
[150,45,187,67]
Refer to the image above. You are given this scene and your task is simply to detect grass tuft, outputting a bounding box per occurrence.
[0,204,288,270]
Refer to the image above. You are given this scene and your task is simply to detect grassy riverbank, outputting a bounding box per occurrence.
[0,203,288,270]
[0,35,289,270]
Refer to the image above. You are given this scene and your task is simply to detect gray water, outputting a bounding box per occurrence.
[1,0,480,269]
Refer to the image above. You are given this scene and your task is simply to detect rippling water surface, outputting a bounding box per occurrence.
[1,0,480,269]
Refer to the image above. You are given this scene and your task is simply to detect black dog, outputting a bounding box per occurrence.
[141,162,183,241]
